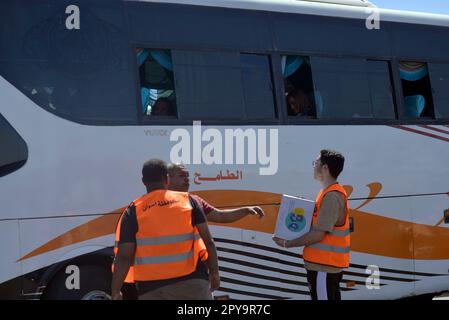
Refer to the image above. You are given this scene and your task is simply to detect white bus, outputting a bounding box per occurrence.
[1,0,449,300]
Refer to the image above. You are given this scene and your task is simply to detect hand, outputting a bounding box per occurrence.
[209,271,220,292]
[272,236,286,248]
[111,291,123,300]
[249,206,265,219]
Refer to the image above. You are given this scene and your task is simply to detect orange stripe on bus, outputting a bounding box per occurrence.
[17,190,449,262]
[16,210,123,262]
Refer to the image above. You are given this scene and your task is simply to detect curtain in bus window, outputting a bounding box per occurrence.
[311,57,395,119]
[171,50,245,119]
[141,51,174,89]
[150,50,173,71]
[137,49,150,66]
[282,56,305,78]
[138,49,176,114]
[399,62,428,81]
[140,87,151,114]
[428,63,449,119]
[400,61,434,118]
[404,95,426,118]
[240,54,275,119]
[138,49,174,71]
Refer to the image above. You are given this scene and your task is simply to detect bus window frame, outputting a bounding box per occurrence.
[131,42,449,126]
[132,43,282,125]
[394,55,449,123]
[132,45,179,122]
[169,49,279,122]
[281,52,449,126]
[239,51,279,121]
[278,52,319,123]
[283,53,398,123]
[397,59,437,121]
[427,61,449,120]
[393,57,449,125]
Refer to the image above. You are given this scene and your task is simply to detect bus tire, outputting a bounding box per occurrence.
[42,265,111,300]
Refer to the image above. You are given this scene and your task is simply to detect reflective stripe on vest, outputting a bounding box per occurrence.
[135,251,194,265]
[303,183,350,268]
[307,243,350,254]
[136,233,201,246]
[134,233,202,265]
[329,229,351,237]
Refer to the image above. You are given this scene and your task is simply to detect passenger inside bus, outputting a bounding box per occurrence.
[282,56,317,118]
[150,98,172,116]
[400,61,434,118]
[137,48,177,117]
[287,89,314,117]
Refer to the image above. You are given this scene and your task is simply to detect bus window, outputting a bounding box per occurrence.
[399,61,434,119]
[137,48,177,117]
[428,63,449,119]
[310,57,395,119]
[282,56,316,118]
[367,60,396,119]
[240,54,276,119]
[171,51,275,120]
[0,6,136,125]
[0,114,28,177]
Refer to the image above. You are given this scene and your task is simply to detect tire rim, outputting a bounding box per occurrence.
[81,290,111,300]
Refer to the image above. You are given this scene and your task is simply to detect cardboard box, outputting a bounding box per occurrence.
[274,195,315,240]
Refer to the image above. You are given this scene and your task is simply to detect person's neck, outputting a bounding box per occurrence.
[146,184,167,194]
[321,177,337,190]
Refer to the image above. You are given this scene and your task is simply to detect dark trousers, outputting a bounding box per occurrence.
[306,270,343,300]
[121,282,138,300]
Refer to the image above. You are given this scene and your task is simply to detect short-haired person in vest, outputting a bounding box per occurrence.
[111,159,220,300]
[272,149,350,300]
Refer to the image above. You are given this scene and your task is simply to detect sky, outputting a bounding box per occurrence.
[371,0,449,15]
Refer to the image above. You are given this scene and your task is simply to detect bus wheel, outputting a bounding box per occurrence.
[42,265,111,300]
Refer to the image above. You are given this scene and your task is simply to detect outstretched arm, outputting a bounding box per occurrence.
[207,206,265,223]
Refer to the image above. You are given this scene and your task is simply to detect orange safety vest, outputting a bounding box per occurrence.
[112,192,209,283]
[112,209,135,283]
[113,189,210,282]
[303,183,350,268]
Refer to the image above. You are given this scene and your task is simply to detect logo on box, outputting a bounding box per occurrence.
[285,208,307,232]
